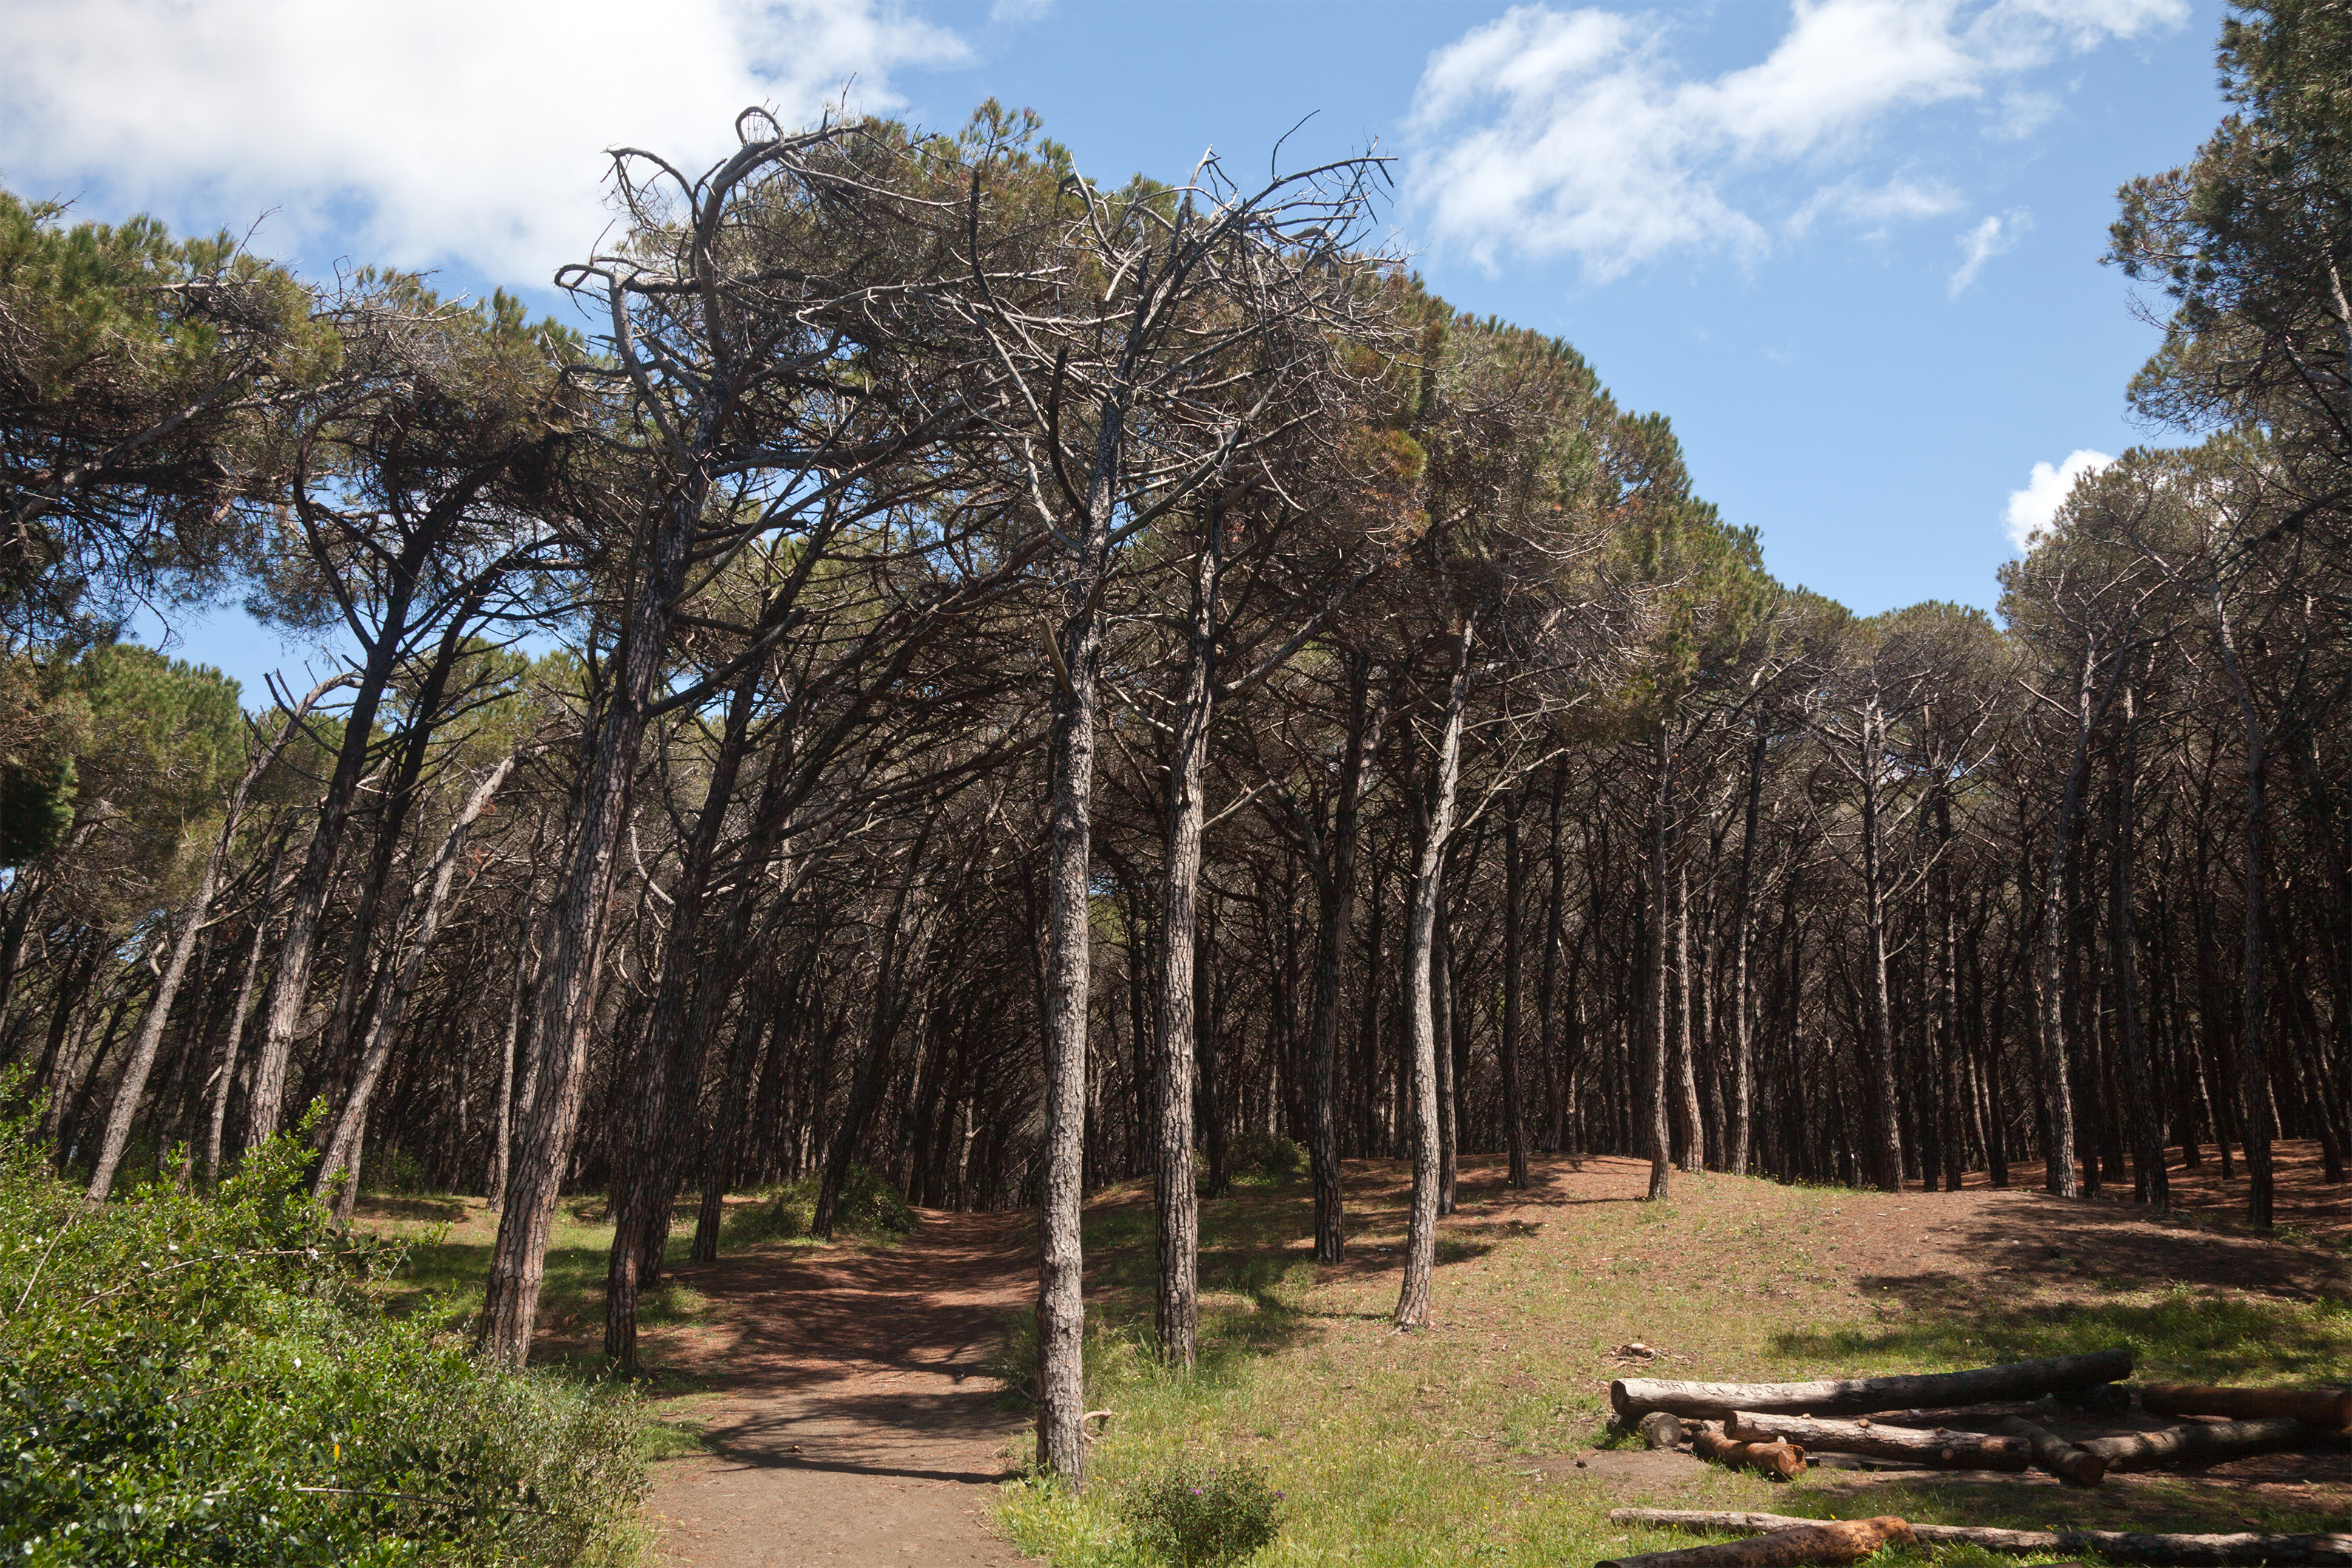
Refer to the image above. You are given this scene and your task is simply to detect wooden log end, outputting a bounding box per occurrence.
[1639,1411,1689,1451]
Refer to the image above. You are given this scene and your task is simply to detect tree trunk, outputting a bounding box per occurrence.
[1728,725,1765,1174]
[605,671,760,1371]
[2110,683,2168,1210]
[1674,861,1703,1174]
[2080,1419,2311,1474]
[313,754,517,1213]
[1610,1348,2132,1419]
[245,582,420,1150]
[86,677,347,1202]
[1434,888,1458,1216]
[1645,725,1674,1202]
[1724,1412,2027,1470]
[1393,615,1475,1330]
[1608,1511,2352,1567]
[1596,1518,1912,1568]
[1306,658,1385,1261]
[476,474,704,1371]
[2035,648,2105,1199]
[693,967,781,1263]
[2206,582,2274,1226]
[1501,790,1529,1189]
[1033,424,1118,1484]
[1152,524,1218,1365]
[1858,704,1904,1192]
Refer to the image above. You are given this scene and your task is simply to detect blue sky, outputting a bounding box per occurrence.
[0,0,2226,701]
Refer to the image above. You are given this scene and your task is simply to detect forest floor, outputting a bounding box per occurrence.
[353,1142,2352,1568]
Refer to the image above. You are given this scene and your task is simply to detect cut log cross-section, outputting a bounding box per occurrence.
[1608,1511,2352,1568]
[1996,1415,2109,1486]
[1595,1518,1912,1568]
[1610,1349,2132,1420]
[1726,1412,2028,1470]
[2140,1385,2352,1428]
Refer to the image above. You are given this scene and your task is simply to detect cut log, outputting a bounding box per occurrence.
[1609,1349,2132,1419]
[1995,1415,2107,1485]
[1725,1412,2027,1470]
[2079,1417,2308,1473]
[1594,1517,1911,1568]
[2141,1385,2352,1429]
[1607,1511,2352,1567]
[1692,1427,1806,1479]
[1638,1412,1689,1450]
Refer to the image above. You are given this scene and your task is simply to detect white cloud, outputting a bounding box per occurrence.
[0,0,969,289]
[2004,448,2113,550]
[1787,174,1963,237]
[1949,209,2028,293]
[1404,0,2185,280]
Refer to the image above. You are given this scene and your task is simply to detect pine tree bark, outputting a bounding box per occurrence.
[1858,701,1906,1192]
[1305,656,1385,1261]
[1501,788,1529,1190]
[244,575,424,1150]
[2205,582,2274,1225]
[1152,522,1218,1366]
[313,751,517,1215]
[1394,616,1474,1330]
[1645,724,1674,1203]
[1728,724,1765,1174]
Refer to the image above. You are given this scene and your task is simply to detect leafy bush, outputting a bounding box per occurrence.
[719,1164,916,1249]
[0,1090,647,1566]
[1121,1456,1282,1568]
[1226,1135,1307,1184]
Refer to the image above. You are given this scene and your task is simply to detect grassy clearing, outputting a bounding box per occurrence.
[350,1163,917,1448]
[353,1192,713,1351]
[996,1156,2352,1568]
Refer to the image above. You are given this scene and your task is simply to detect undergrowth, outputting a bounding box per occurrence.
[0,1086,648,1566]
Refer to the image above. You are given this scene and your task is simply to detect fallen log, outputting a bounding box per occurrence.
[1594,1517,1910,1568]
[1725,1412,2027,1470]
[2141,1385,2352,1429]
[1995,1415,2107,1486]
[1607,1511,2352,1567]
[2079,1417,2308,1473]
[1609,1349,2132,1420]
[1692,1427,1807,1479]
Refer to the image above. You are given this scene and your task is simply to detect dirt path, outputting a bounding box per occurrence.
[645,1209,1042,1568]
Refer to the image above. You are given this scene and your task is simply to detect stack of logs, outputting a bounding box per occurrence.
[1597,1349,2352,1568]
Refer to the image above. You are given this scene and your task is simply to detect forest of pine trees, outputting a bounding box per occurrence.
[3,4,2347,1490]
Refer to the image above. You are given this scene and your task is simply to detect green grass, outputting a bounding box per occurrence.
[355,1193,715,1350]
[994,1159,2352,1568]
[353,1172,912,1379]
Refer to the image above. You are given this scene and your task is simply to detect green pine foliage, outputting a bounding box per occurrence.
[0,1086,648,1566]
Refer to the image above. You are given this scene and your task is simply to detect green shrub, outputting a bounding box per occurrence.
[1226,1135,1306,1184]
[719,1164,915,1249]
[1120,1456,1282,1568]
[0,1087,647,1566]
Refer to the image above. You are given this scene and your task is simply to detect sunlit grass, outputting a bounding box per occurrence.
[996,1159,2352,1568]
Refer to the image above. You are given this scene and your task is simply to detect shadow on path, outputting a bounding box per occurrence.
[646,1208,1041,1568]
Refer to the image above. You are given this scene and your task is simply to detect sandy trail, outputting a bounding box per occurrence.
[647,1209,1041,1568]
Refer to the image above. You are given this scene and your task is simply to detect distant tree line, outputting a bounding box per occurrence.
[1,2,2345,1489]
